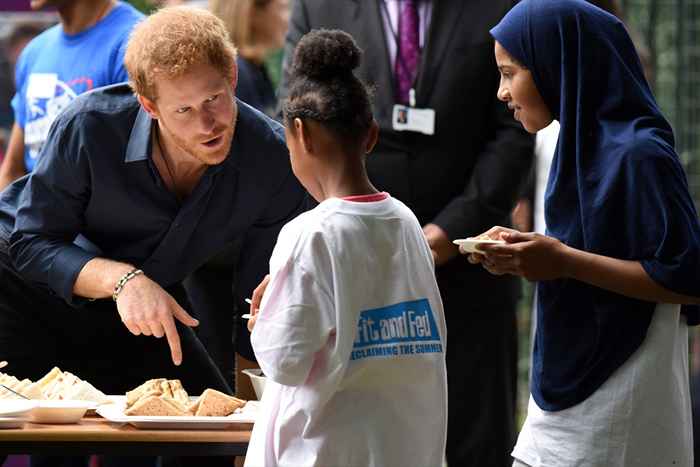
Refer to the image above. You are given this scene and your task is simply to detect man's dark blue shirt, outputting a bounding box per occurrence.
[0,83,306,307]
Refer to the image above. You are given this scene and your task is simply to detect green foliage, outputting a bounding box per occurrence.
[265,49,284,90]
[123,0,158,14]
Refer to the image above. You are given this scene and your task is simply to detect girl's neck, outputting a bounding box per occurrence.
[311,157,378,202]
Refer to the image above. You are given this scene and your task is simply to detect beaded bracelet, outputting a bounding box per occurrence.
[112,268,144,302]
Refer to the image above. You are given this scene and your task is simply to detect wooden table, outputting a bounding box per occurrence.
[0,415,252,456]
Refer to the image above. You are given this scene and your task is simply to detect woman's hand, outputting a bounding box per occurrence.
[247,274,270,332]
[465,227,571,281]
[460,225,514,266]
[465,229,700,304]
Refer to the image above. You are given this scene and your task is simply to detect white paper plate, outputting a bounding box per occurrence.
[453,237,506,253]
[29,400,93,424]
[0,417,27,429]
[97,398,257,430]
[0,399,37,417]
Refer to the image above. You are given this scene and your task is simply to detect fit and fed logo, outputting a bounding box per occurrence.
[351,299,443,361]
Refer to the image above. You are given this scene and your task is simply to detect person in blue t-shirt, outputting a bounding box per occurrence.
[0,0,143,191]
[465,1,700,466]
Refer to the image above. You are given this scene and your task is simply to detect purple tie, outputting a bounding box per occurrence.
[395,0,419,105]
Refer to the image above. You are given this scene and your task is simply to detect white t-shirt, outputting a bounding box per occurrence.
[533,120,559,235]
[245,195,448,467]
[513,303,692,467]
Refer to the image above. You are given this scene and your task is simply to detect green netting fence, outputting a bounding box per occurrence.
[624,0,700,206]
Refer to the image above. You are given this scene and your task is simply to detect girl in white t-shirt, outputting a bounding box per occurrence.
[243,29,448,467]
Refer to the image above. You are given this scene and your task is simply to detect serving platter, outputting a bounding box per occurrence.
[97,397,257,430]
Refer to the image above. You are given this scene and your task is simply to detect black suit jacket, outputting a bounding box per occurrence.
[280,0,535,309]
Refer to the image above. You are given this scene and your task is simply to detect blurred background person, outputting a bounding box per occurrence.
[210,0,289,116]
[279,1,534,465]
[0,0,143,191]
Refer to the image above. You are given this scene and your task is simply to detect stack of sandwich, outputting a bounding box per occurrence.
[0,367,109,404]
[125,378,246,417]
[0,373,42,400]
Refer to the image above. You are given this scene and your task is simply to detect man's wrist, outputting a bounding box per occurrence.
[112,268,144,302]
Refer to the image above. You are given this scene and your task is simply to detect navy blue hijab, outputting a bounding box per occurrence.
[491,0,700,410]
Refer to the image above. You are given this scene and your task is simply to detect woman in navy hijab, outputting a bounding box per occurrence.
[467,0,700,465]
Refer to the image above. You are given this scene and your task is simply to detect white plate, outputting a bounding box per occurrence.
[0,417,27,429]
[453,237,506,253]
[29,400,92,424]
[0,399,37,417]
[97,398,257,430]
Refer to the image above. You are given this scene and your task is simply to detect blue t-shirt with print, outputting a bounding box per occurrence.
[11,1,143,172]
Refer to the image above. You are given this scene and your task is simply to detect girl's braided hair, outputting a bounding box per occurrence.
[283,29,373,140]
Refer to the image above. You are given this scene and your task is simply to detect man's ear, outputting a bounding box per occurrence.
[294,117,314,156]
[137,94,159,119]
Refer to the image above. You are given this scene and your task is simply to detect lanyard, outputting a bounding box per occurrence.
[380,0,423,105]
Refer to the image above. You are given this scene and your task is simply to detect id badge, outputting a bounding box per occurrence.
[392,104,435,135]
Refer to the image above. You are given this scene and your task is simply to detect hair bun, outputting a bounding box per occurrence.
[292,29,362,81]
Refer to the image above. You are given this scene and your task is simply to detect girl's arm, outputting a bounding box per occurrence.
[472,227,700,305]
[562,245,698,304]
[250,259,335,386]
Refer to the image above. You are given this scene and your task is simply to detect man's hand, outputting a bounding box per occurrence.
[247,274,270,333]
[115,274,199,366]
[423,223,458,267]
[511,198,533,232]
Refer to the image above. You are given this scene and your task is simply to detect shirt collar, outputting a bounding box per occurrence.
[124,106,152,163]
